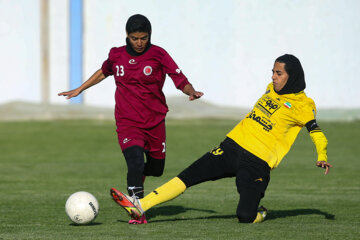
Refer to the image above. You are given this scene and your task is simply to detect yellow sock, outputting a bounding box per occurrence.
[140,177,187,212]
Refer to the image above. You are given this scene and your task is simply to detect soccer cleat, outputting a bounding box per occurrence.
[253,205,268,223]
[110,188,144,220]
[258,205,267,218]
[128,214,148,224]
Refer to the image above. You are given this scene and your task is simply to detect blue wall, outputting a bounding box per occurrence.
[69,0,83,104]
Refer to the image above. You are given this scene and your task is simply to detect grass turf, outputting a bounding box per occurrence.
[0,119,359,240]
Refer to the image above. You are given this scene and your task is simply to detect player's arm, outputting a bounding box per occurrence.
[58,69,106,99]
[182,83,204,101]
[159,50,203,101]
[305,119,333,174]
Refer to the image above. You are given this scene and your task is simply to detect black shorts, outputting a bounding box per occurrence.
[178,137,270,195]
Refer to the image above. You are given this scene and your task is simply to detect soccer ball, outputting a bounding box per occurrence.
[65,191,99,225]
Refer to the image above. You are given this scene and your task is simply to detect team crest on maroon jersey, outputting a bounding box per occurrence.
[143,66,152,76]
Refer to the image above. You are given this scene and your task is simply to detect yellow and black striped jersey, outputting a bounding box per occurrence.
[227,83,316,169]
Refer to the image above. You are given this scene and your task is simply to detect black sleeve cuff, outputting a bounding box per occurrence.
[305,119,320,132]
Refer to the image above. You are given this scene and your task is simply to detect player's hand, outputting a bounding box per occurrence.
[316,161,333,175]
[189,91,204,101]
[58,88,81,99]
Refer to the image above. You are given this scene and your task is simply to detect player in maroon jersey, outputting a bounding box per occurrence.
[58,14,203,224]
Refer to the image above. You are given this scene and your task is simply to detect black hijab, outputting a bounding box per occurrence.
[275,54,306,95]
[125,14,152,56]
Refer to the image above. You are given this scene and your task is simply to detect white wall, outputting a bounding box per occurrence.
[1,0,360,108]
[1,0,41,103]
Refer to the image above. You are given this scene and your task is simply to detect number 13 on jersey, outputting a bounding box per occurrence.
[116,65,124,76]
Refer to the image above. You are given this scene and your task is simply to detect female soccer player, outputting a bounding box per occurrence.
[58,14,203,224]
[110,54,332,224]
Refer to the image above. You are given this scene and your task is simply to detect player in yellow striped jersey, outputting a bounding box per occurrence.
[110,54,332,224]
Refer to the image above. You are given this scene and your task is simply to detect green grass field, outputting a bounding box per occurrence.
[0,119,359,240]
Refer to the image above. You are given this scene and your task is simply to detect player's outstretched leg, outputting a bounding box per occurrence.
[110,187,144,221]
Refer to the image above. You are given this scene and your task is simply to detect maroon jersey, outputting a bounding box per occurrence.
[101,45,190,128]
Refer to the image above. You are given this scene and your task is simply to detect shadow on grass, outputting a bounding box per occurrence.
[117,205,218,223]
[266,208,335,220]
[146,205,217,220]
[117,206,335,223]
[69,222,103,227]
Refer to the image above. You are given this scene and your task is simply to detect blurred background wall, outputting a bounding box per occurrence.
[1,0,360,110]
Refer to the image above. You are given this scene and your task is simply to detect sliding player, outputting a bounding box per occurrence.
[110,54,332,224]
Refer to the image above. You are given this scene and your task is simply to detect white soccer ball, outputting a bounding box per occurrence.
[65,191,99,225]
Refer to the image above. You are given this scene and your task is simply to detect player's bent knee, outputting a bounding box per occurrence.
[144,156,165,177]
[150,167,164,177]
[150,160,164,176]
[237,211,256,223]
